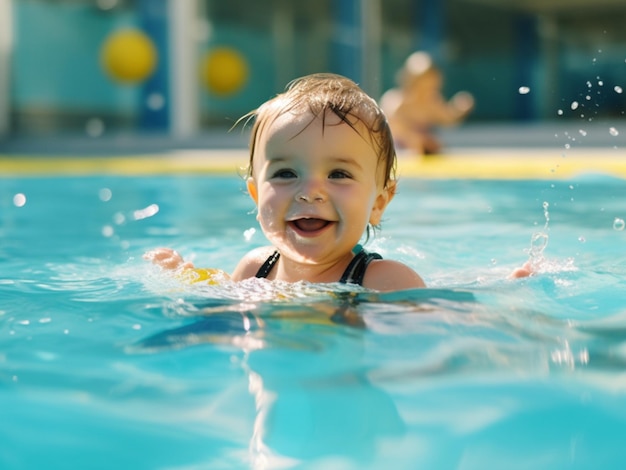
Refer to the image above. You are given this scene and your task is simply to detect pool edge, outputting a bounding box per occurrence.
[1,148,626,179]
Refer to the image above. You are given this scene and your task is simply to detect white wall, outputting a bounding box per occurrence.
[0,0,12,137]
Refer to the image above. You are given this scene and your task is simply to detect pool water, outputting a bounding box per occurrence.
[2,174,626,469]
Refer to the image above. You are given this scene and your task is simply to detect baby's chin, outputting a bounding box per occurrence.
[266,237,328,264]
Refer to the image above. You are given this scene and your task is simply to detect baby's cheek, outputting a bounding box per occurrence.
[257,206,277,230]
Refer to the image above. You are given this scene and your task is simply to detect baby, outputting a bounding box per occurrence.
[146,73,425,291]
[380,51,474,155]
[146,73,529,290]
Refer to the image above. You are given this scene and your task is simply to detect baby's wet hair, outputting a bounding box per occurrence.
[240,73,397,188]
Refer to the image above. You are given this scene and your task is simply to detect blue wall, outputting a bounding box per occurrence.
[14,1,139,113]
[9,0,626,132]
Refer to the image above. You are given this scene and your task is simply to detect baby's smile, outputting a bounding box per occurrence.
[288,217,333,236]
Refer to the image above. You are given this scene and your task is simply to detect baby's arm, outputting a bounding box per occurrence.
[431,91,474,125]
[144,248,230,285]
[143,247,194,270]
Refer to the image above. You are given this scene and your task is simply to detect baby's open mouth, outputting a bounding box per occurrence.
[289,218,331,232]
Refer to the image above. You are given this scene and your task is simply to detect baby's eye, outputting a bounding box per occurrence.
[272,168,297,179]
[329,169,352,179]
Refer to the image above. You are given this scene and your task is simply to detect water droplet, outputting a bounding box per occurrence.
[571,101,579,110]
[598,80,604,86]
[13,193,26,207]
[96,0,119,10]
[244,227,256,241]
[113,212,126,225]
[146,93,165,111]
[615,86,623,94]
[614,218,625,231]
[85,118,105,138]
[98,188,112,202]
[579,129,587,136]
[102,225,114,237]
[578,236,586,243]
[542,201,550,230]
[585,95,591,101]
[518,86,530,95]
[133,204,159,221]
[564,143,570,149]
[557,109,563,115]
[609,127,619,136]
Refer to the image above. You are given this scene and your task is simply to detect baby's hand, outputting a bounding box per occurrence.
[451,91,475,113]
[509,260,532,279]
[143,248,194,271]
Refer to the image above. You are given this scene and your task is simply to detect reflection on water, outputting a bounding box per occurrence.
[130,287,474,466]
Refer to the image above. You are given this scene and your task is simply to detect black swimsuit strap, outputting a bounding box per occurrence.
[255,249,382,286]
[255,250,280,278]
[339,249,382,285]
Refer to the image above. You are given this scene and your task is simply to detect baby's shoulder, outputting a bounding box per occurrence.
[231,246,277,281]
[364,258,426,291]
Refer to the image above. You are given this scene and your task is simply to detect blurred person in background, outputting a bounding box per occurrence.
[380,51,474,156]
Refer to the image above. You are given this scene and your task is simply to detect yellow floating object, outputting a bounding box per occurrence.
[101,29,158,84]
[201,47,249,96]
[179,268,229,286]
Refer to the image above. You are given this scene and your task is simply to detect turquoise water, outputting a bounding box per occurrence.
[2,174,626,469]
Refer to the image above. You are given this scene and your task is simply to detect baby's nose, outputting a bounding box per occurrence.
[296,179,326,203]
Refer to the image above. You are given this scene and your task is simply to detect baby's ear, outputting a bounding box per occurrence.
[246,177,259,204]
[369,181,396,225]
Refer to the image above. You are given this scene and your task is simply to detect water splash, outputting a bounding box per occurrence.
[526,202,550,268]
[529,231,549,259]
[133,204,159,221]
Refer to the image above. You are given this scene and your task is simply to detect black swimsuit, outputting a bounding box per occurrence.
[255,249,382,286]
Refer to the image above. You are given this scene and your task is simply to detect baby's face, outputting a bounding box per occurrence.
[247,110,391,266]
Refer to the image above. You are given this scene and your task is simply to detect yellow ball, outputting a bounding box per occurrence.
[101,29,158,84]
[201,47,249,96]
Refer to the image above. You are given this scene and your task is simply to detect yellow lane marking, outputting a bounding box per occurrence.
[1,150,625,179]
